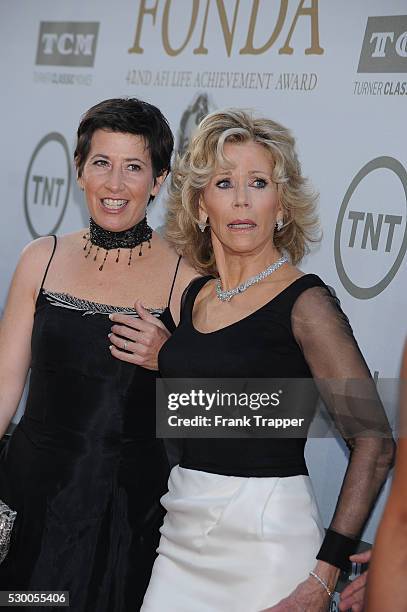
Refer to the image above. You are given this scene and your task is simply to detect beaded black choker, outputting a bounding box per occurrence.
[83,217,152,271]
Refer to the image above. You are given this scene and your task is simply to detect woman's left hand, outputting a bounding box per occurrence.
[109,300,171,370]
[260,575,331,612]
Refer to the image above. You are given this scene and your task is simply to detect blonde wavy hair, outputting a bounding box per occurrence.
[166,108,320,275]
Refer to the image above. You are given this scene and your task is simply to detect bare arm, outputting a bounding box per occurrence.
[0,237,54,436]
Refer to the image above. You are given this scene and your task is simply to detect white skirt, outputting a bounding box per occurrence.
[141,466,324,612]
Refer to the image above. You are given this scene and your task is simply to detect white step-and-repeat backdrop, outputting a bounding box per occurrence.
[1,0,406,554]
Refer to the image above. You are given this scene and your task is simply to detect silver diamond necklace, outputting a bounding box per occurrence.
[215,254,288,302]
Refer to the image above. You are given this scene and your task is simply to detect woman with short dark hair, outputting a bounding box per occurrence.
[0,98,197,610]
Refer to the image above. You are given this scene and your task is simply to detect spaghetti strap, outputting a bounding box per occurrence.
[40,235,57,291]
[167,255,182,308]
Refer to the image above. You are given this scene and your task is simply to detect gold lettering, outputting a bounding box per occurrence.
[193,0,210,55]
[128,0,159,54]
[162,0,199,56]
[128,0,324,58]
[240,0,288,55]
[279,0,324,55]
[215,0,241,57]
[194,0,240,57]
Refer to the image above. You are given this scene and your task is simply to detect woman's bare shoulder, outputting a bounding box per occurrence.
[19,235,57,271]
[17,231,84,286]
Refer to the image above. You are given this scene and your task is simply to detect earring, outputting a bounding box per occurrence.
[275,218,283,231]
[198,219,208,232]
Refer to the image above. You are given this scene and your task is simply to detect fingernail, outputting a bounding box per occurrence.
[109,314,114,320]
[108,333,112,338]
[109,345,113,350]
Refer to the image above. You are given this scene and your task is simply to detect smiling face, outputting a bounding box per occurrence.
[200,140,283,257]
[78,129,164,232]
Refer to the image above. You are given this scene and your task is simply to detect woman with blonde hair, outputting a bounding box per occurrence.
[140,108,394,611]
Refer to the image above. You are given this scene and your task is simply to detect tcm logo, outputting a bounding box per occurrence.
[358,15,407,73]
[334,157,407,299]
[129,0,324,57]
[24,133,71,238]
[36,22,99,67]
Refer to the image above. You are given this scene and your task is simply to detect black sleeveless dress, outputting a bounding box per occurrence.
[0,238,179,612]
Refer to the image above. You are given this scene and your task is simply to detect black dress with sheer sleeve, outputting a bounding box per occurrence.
[158,273,394,571]
[0,238,180,611]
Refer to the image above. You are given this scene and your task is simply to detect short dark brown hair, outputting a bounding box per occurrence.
[74,98,174,180]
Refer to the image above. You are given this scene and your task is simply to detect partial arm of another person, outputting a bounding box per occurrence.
[342,342,407,611]
[265,286,395,612]
[363,342,407,611]
[0,238,53,437]
[109,259,200,369]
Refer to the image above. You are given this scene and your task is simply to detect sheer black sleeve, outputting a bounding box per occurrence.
[291,285,395,570]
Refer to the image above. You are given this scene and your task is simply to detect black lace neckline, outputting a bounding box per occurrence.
[89,217,152,250]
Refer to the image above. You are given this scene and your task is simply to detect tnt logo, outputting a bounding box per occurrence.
[35,22,99,67]
[24,133,71,238]
[358,15,407,73]
[334,157,407,299]
[347,212,402,252]
[31,176,66,208]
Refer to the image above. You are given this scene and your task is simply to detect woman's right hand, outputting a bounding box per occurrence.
[109,300,171,370]
[260,574,332,612]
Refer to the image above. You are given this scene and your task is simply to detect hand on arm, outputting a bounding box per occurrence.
[109,301,171,370]
[109,257,200,369]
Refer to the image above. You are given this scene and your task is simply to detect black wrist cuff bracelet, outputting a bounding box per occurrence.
[316,528,359,572]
